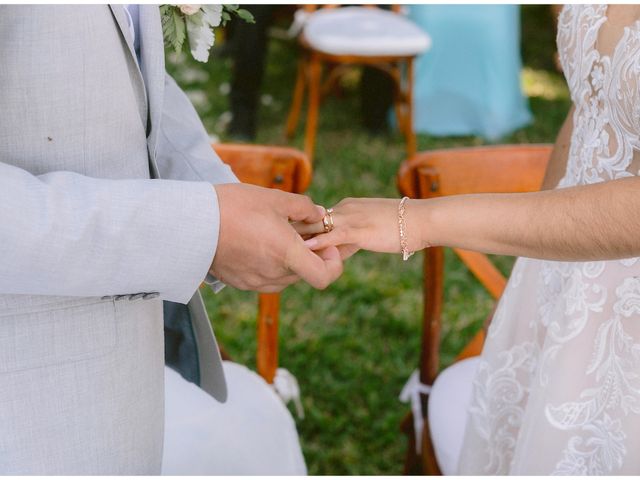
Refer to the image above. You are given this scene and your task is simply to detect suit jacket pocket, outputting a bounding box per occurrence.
[0,298,117,373]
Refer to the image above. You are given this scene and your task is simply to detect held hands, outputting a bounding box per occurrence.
[210,188,421,294]
[210,183,343,292]
[294,197,425,259]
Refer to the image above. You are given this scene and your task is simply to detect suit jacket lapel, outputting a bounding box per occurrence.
[109,5,137,63]
[109,4,148,133]
[139,5,166,167]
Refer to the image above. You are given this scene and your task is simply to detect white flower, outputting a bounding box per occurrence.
[186,5,222,62]
[202,5,222,27]
[179,4,201,16]
[162,4,250,63]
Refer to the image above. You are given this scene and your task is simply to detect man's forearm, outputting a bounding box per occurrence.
[421,176,640,261]
[0,160,217,303]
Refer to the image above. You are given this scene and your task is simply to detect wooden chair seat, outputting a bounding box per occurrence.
[396,144,552,474]
[302,7,430,57]
[211,143,312,383]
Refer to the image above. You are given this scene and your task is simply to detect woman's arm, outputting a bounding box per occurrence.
[302,106,640,262]
[417,176,640,261]
[304,176,640,262]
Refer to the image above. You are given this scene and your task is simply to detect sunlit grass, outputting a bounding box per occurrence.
[522,66,570,101]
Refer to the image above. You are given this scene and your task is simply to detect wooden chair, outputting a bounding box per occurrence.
[396,144,552,474]
[285,5,431,162]
[211,143,312,383]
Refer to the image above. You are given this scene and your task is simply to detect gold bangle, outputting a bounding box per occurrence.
[398,197,414,261]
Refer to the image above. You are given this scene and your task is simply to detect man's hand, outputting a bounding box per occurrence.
[210,183,343,292]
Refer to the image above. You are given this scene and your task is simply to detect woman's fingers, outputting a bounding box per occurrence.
[292,207,344,237]
[297,198,401,255]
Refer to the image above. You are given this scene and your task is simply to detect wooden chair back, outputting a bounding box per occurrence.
[396,144,552,473]
[212,143,312,383]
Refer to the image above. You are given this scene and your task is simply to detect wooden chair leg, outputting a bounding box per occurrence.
[401,406,441,475]
[404,58,417,158]
[218,345,233,362]
[304,55,322,163]
[453,248,507,300]
[421,246,444,385]
[401,413,421,475]
[257,292,280,383]
[320,64,346,101]
[421,405,443,475]
[391,64,407,136]
[402,247,445,475]
[286,59,307,140]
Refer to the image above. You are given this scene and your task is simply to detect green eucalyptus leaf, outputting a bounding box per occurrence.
[236,9,255,24]
[170,9,186,52]
[161,4,253,58]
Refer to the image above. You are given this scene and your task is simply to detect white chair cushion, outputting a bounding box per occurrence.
[427,356,480,475]
[161,362,307,475]
[303,7,431,57]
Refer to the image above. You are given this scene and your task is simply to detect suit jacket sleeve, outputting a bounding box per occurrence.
[155,73,240,292]
[0,160,219,304]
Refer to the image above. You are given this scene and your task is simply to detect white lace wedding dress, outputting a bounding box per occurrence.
[458,5,640,475]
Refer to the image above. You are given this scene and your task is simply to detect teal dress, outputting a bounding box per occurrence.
[408,5,532,140]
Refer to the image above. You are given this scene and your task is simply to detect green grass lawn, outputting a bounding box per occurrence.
[166,5,571,475]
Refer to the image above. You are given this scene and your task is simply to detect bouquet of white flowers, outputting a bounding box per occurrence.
[160,4,254,62]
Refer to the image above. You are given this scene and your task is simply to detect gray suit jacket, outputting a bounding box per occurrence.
[0,5,236,474]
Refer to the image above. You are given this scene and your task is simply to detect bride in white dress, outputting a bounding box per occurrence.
[299,4,640,474]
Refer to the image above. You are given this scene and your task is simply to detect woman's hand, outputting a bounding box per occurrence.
[294,197,424,258]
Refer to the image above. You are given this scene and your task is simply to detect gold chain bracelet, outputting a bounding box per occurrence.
[398,196,415,261]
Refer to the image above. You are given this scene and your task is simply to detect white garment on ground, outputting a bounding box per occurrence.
[458,5,640,475]
[428,357,479,475]
[162,362,307,475]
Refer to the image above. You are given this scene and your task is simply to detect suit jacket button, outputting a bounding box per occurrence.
[142,292,160,300]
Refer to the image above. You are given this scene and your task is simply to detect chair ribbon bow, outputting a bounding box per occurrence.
[287,9,311,38]
[399,369,432,454]
[273,368,305,419]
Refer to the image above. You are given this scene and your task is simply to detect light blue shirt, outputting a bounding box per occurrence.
[123,4,141,57]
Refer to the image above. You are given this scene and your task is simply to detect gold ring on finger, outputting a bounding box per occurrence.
[322,208,335,233]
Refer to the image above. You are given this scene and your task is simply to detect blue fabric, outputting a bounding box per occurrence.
[164,301,201,386]
[408,5,532,140]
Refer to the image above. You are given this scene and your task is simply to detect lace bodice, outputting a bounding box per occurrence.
[557,4,640,187]
[458,6,640,475]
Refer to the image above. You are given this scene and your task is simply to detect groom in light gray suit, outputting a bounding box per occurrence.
[0,5,342,474]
